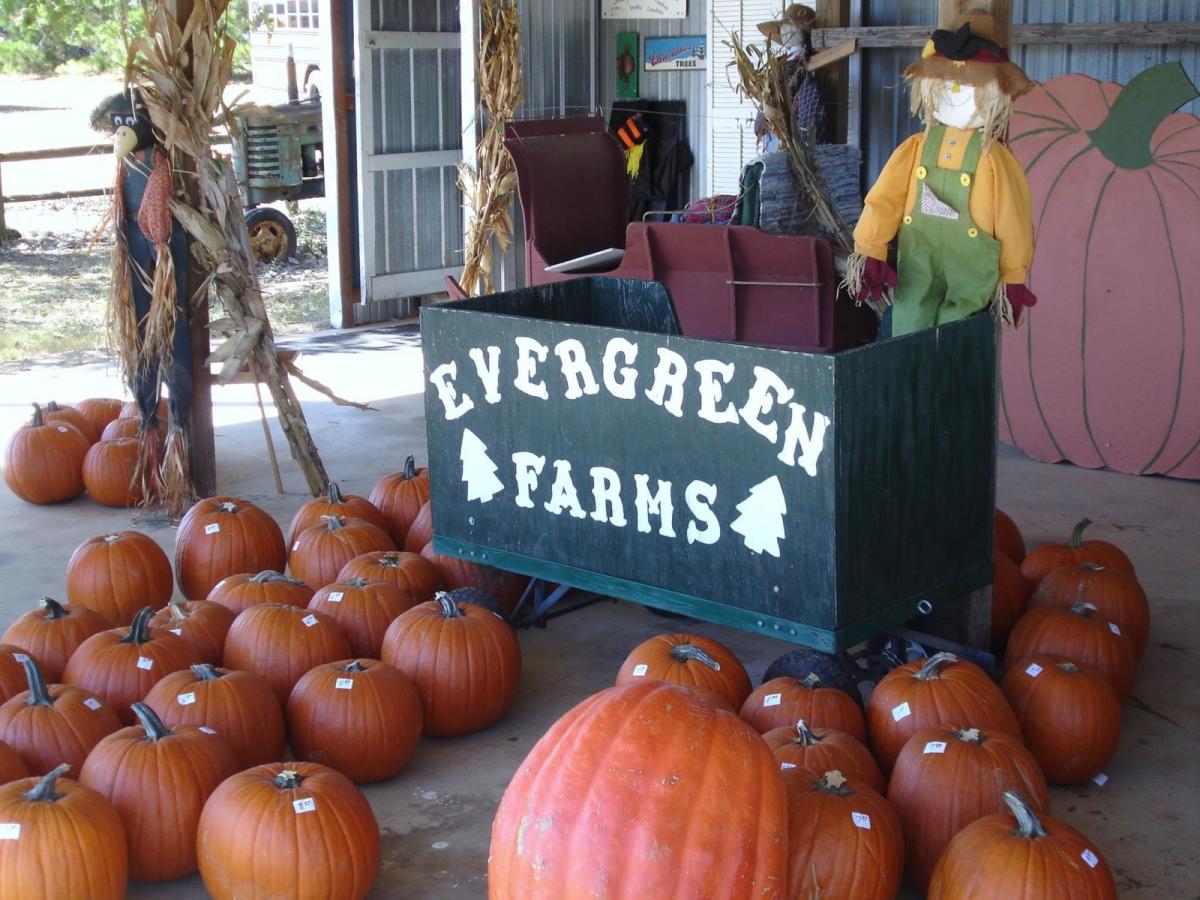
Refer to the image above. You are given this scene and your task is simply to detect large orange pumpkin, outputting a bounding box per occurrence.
[865,652,1021,773]
[1019,518,1136,590]
[0,645,30,704]
[403,500,433,552]
[1,597,109,681]
[308,578,417,658]
[286,659,424,783]
[381,593,520,736]
[75,397,125,436]
[336,549,444,603]
[887,724,1049,891]
[287,481,388,543]
[1001,63,1200,479]
[81,437,142,507]
[1030,563,1150,657]
[175,496,287,601]
[762,719,885,792]
[991,551,1030,647]
[367,456,430,544]
[143,663,285,769]
[79,702,239,881]
[206,569,314,614]
[222,604,351,704]
[785,769,904,900]
[615,632,753,711]
[0,738,27,783]
[420,544,527,614]
[41,401,99,444]
[65,531,173,625]
[1001,654,1121,784]
[928,790,1116,898]
[740,673,866,740]
[197,762,380,900]
[994,508,1026,562]
[0,656,122,774]
[3,403,90,504]
[490,681,787,898]
[0,764,128,899]
[62,606,202,724]
[289,515,396,590]
[149,598,236,665]
[101,415,167,446]
[1006,602,1137,699]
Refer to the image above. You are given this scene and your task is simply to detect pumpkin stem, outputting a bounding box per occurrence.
[955,727,985,744]
[1081,562,1105,573]
[1068,518,1093,550]
[121,606,156,644]
[191,663,224,681]
[435,592,464,618]
[403,455,417,479]
[1087,62,1200,170]
[39,597,69,620]
[168,598,188,623]
[377,554,401,568]
[274,769,305,789]
[914,651,957,680]
[103,533,122,544]
[814,769,853,796]
[1056,661,1080,673]
[1003,790,1049,839]
[800,673,822,689]
[218,501,239,514]
[1068,600,1096,618]
[346,577,371,588]
[24,763,70,803]
[30,403,44,427]
[344,660,368,673]
[250,570,305,585]
[131,702,173,742]
[793,719,821,745]
[21,656,54,708]
[327,481,346,504]
[669,643,722,671]
[321,515,347,532]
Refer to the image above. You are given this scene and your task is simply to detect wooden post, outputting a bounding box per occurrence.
[814,0,851,143]
[939,0,1013,49]
[323,0,359,327]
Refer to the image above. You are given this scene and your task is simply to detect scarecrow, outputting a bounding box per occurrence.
[91,90,194,512]
[754,4,827,150]
[844,6,1037,336]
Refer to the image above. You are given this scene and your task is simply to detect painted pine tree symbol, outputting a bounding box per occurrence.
[459,428,504,503]
[730,475,787,557]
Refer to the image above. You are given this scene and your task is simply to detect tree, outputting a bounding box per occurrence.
[460,427,504,503]
[730,475,788,558]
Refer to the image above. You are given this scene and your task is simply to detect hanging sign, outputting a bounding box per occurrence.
[644,35,707,71]
[602,0,687,20]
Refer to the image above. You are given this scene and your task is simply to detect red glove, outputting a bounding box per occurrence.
[856,256,898,305]
[1006,283,1038,326]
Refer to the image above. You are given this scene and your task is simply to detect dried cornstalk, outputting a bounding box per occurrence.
[127,0,332,495]
[726,31,853,256]
[458,0,523,296]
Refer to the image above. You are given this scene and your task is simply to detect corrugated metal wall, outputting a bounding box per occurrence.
[518,0,599,118]
[859,0,1200,183]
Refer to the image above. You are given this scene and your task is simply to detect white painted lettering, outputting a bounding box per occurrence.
[553,339,601,400]
[633,475,676,537]
[644,347,688,418]
[511,452,546,508]
[684,480,720,545]
[589,466,628,527]
[738,366,795,442]
[777,403,831,477]
[602,337,639,400]
[514,337,550,400]
[544,460,587,518]
[468,346,502,403]
[694,359,739,425]
[429,361,474,420]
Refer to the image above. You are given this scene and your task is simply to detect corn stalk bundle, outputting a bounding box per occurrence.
[727,31,853,256]
[127,0,335,496]
[457,0,523,297]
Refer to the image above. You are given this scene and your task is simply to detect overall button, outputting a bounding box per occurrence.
[944,153,953,160]
[960,172,972,187]
[903,215,913,225]
[916,165,928,179]
[949,138,957,146]
[967,227,979,238]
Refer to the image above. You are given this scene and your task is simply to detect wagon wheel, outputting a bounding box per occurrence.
[245,207,297,263]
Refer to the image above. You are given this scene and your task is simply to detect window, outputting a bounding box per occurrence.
[256,0,320,30]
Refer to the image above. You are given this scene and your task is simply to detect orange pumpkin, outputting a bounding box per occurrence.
[0,656,122,774]
[149,598,236,665]
[0,645,30,705]
[287,659,424,783]
[287,481,388,543]
[222,604,351,704]
[994,508,1026,563]
[887,724,1049,891]
[174,496,287,602]
[0,738,27,784]
[489,682,787,898]
[1001,654,1121,784]
[1030,563,1150,657]
[206,569,314,615]
[403,500,433,552]
[1020,518,1135,590]
[143,663,285,769]
[0,764,128,899]
[928,790,1116,898]
[785,769,904,900]
[101,414,167,446]
[41,401,99,444]
[3,403,90,504]
[74,397,125,436]
[865,652,1021,774]
[739,673,866,740]
[615,632,752,711]
[308,578,417,658]
[197,762,380,900]
[79,702,239,881]
[381,593,520,736]
[81,437,142,507]
[420,544,527,614]
[62,606,202,725]
[289,515,396,590]
[1,597,109,681]
[120,398,168,421]
[336,550,444,603]
[762,719,885,792]
[991,551,1030,647]
[65,531,173,625]
[1006,602,1137,699]
[368,456,430,544]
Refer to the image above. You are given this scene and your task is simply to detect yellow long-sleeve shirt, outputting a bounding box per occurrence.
[853,126,1034,284]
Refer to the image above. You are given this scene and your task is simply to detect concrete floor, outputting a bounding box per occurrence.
[0,326,1197,898]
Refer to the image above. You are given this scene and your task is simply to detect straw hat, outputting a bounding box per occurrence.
[757,4,818,43]
[904,8,1032,98]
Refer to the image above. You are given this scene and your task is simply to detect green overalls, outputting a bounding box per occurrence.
[892,124,1001,336]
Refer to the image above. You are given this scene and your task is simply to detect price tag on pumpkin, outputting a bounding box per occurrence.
[177,692,196,706]
[83,698,102,710]
[335,677,354,690]
[292,542,301,552]
[762,693,782,707]
[302,615,319,628]
[779,762,796,770]
[56,426,70,433]
[1108,622,1121,635]
[1081,848,1099,868]
[851,812,871,830]
[205,523,220,535]
[1092,772,1108,787]
[328,592,344,603]
[293,797,316,814]
[1024,662,1043,678]
[199,727,217,735]
[0,824,19,840]
[923,741,947,755]
[631,664,648,677]
[11,653,28,664]
[891,702,911,722]
[136,656,154,671]
[170,628,183,636]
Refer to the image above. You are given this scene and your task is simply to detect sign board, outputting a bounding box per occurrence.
[644,35,707,71]
[422,278,997,650]
[602,0,687,19]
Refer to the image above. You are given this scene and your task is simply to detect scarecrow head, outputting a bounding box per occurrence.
[90,89,156,159]
[757,3,817,52]
[904,7,1033,147]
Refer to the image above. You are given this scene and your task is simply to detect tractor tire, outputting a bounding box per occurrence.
[245,207,297,263]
